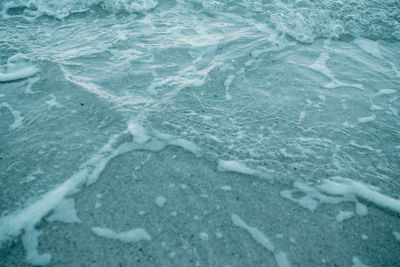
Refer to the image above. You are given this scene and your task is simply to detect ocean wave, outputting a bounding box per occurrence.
[0,0,158,19]
[2,0,399,43]
[198,0,400,43]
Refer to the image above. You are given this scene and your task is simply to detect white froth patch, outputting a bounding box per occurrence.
[355,202,368,216]
[316,177,400,214]
[92,227,151,243]
[393,231,400,242]
[127,120,150,144]
[0,102,23,130]
[0,65,39,82]
[231,214,291,267]
[336,211,354,223]
[376,89,396,95]
[22,227,51,266]
[154,131,202,157]
[231,214,274,251]
[352,256,370,267]
[0,131,161,264]
[47,198,81,223]
[358,114,376,123]
[281,182,348,212]
[155,196,166,207]
[355,38,382,59]
[0,54,39,82]
[218,160,258,177]
[361,234,368,240]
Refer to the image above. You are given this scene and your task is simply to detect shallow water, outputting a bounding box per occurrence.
[0,0,400,266]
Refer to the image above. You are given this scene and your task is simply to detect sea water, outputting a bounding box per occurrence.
[0,0,399,266]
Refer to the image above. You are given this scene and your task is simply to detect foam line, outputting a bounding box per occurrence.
[316,178,400,214]
[231,214,291,267]
[218,160,259,176]
[92,227,151,242]
[0,123,204,264]
[0,66,39,82]
[0,132,124,247]
[231,214,275,251]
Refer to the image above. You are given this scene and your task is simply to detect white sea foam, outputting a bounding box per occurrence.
[22,227,51,266]
[231,214,291,267]
[1,0,158,19]
[317,177,400,214]
[217,160,269,180]
[0,65,39,82]
[92,227,151,242]
[154,131,202,157]
[0,132,124,247]
[0,121,209,264]
[231,214,275,252]
[358,114,376,123]
[0,131,145,264]
[47,198,81,223]
[0,54,39,82]
[281,182,349,212]
[127,119,150,145]
[336,211,354,223]
[355,202,368,216]
[376,89,396,96]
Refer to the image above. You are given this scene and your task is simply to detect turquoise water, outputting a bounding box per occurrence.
[0,1,400,266]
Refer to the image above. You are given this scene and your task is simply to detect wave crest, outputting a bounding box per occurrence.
[1,0,158,19]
